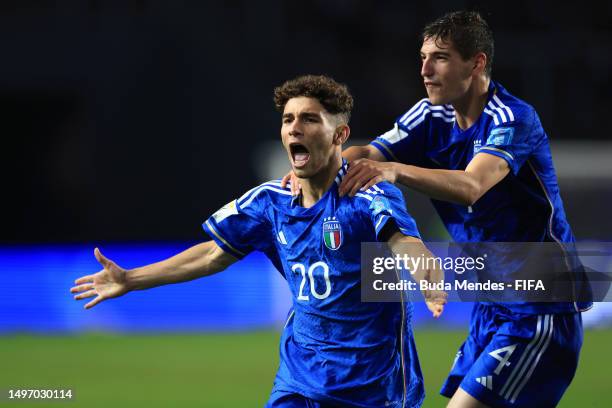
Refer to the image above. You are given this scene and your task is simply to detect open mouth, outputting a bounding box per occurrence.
[289,143,310,168]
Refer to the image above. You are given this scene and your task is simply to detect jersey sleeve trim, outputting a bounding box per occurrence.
[370,138,399,162]
[478,146,514,171]
[202,219,246,259]
[478,146,514,165]
[374,213,420,239]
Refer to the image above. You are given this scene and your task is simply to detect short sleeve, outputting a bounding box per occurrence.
[369,100,432,166]
[363,183,421,241]
[478,109,538,175]
[202,197,272,259]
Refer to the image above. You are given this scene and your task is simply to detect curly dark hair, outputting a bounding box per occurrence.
[422,11,494,76]
[273,75,353,123]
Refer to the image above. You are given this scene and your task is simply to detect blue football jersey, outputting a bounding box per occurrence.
[370,81,591,314]
[203,162,425,408]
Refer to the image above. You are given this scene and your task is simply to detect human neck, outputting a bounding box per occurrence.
[299,153,342,208]
[452,76,490,130]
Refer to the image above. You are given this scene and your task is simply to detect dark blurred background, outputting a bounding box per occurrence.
[3,0,611,243]
[2,5,611,405]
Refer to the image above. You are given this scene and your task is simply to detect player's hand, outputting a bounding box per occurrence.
[70,248,129,309]
[424,290,447,318]
[339,159,397,197]
[280,171,301,196]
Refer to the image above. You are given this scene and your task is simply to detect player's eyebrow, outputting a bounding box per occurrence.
[283,111,321,121]
[299,112,321,119]
[420,50,451,58]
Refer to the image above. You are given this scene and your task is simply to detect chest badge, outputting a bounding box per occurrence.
[473,139,482,155]
[323,217,343,250]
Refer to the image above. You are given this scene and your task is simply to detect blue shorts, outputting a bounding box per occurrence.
[440,303,583,407]
[265,391,328,408]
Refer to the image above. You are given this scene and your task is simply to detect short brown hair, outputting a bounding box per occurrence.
[273,75,353,123]
[423,11,494,76]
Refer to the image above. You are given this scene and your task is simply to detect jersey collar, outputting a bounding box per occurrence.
[334,159,349,187]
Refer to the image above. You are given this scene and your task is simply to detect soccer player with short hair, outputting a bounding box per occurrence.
[71,74,446,408]
[283,11,590,408]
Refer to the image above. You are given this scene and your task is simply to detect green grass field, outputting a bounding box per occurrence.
[0,329,609,407]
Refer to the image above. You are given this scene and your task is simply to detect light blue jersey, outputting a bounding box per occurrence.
[203,162,424,408]
[370,81,592,314]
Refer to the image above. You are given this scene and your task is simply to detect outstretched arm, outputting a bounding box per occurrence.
[70,241,237,309]
[342,144,387,162]
[387,232,447,318]
[340,151,510,206]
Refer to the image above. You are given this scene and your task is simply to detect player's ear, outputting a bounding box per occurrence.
[334,124,350,146]
[473,52,487,75]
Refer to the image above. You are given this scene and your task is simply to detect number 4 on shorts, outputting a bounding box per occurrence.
[488,344,517,375]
